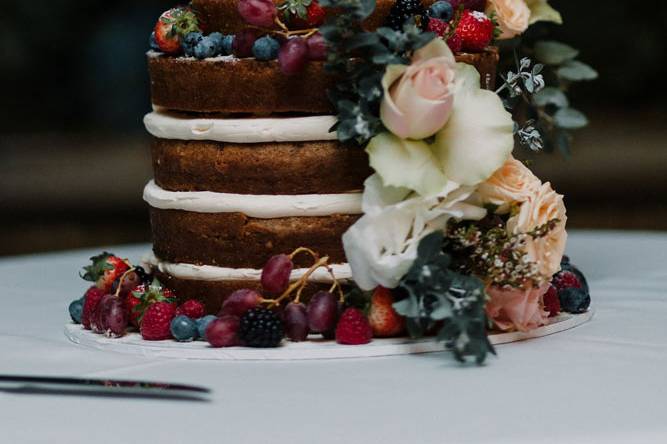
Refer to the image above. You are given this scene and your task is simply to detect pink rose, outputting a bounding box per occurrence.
[477,156,541,213]
[507,182,568,279]
[486,283,550,332]
[380,39,456,140]
[486,0,530,40]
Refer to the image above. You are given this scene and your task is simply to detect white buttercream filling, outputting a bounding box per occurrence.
[144,110,338,143]
[143,252,352,283]
[143,180,363,218]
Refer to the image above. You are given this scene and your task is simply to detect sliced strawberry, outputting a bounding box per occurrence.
[153,7,201,54]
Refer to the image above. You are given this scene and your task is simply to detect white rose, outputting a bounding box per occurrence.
[487,0,531,40]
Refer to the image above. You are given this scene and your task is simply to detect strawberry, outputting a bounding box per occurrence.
[368,287,406,338]
[81,286,106,330]
[140,302,177,341]
[306,1,326,26]
[127,278,177,328]
[176,299,206,319]
[543,285,561,317]
[80,252,130,293]
[335,308,373,345]
[455,10,494,53]
[154,7,201,55]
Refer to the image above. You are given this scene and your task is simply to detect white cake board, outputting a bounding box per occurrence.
[64,309,593,361]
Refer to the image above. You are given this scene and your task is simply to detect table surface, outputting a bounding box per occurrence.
[2,231,667,444]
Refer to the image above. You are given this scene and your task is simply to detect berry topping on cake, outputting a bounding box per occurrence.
[543,285,561,317]
[96,294,129,338]
[176,299,206,319]
[141,301,177,341]
[233,29,258,58]
[261,254,294,294]
[427,18,449,38]
[206,316,242,347]
[68,298,84,324]
[154,7,201,55]
[552,270,583,292]
[238,0,278,28]
[385,0,425,31]
[238,308,285,348]
[80,252,130,293]
[427,1,454,22]
[81,286,106,330]
[368,287,406,338]
[455,10,494,53]
[252,35,281,60]
[219,289,263,317]
[278,37,308,75]
[170,315,199,342]
[335,308,373,345]
[307,290,339,334]
[127,279,177,328]
[306,32,327,60]
[306,1,326,26]
[197,315,218,340]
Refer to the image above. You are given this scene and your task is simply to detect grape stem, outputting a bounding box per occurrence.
[114,267,136,299]
[290,247,320,262]
[265,255,330,307]
[249,19,319,39]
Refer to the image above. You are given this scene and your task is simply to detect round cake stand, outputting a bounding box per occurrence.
[64,309,593,361]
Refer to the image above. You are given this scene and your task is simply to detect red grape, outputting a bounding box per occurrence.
[219,289,262,317]
[261,254,293,295]
[96,294,129,337]
[237,0,277,27]
[306,33,327,61]
[284,302,309,341]
[278,38,308,75]
[233,30,257,58]
[206,316,241,348]
[307,291,338,333]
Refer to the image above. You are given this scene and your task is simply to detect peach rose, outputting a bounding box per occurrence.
[477,156,542,213]
[487,0,531,40]
[507,182,568,279]
[380,39,456,140]
[486,283,550,332]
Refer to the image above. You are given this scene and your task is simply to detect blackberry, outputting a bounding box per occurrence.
[385,0,425,31]
[239,308,285,348]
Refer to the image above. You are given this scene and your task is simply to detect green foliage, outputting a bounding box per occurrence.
[319,0,435,144]
[279,0,313,20]
[394,232,495,364]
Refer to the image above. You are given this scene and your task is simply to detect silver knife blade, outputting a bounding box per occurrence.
[0,375,211,400]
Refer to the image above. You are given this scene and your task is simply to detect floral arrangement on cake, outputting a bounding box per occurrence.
[67,0,595,365]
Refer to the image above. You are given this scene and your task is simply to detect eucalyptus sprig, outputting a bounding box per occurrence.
[394,232,495,364]
[319,0,435,144]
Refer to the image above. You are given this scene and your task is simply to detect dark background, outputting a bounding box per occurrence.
[1,1,666,256]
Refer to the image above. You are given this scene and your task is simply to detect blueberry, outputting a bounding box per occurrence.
[69,299,84,324]
[170,315,199,342]
[428,1,454,21]
[252,35,280,61]
[193,36,218,60]
[221,35,235,55]
[558,288,591,314]
[208,32,224,54]
[182,32,204,57]
[196,315,218,340]
[149,32,160,52]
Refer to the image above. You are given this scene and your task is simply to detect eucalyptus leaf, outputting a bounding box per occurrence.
[557,60,599,81]
[534,40,579,65]
[533,86,569,108]
[554,107,589,129]
[393,296,421,318]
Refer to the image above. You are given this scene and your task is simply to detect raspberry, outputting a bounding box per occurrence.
[140,302,177,340]
[552,271,582,293]
[336,308,372,345]
[238,308,284,348]
[543,285,561,317]
[307,1,326,26]
[426,18,448,38]
[447,33,462,53]
[176,299,206,319]
[81,286,106,330]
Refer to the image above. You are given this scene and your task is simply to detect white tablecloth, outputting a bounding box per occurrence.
[1,231,667,444]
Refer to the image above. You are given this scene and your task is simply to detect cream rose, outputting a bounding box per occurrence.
[486,282,550,332]
[487,0,531,39]
[380,39,456,140]
[507,182,567,279]
[477,156,542,213]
